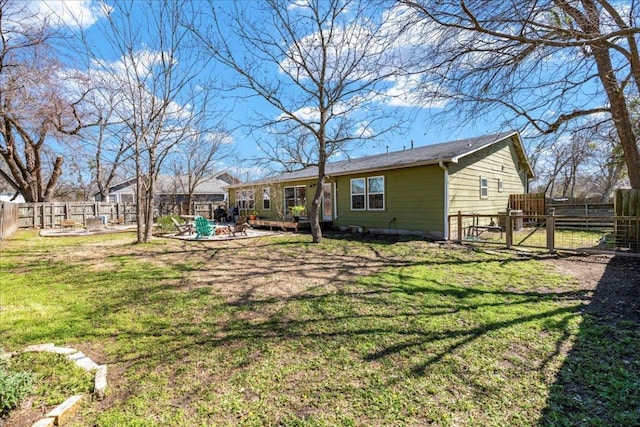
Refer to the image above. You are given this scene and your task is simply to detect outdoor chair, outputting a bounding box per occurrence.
[171,217,193,236]
[194,216,215,239]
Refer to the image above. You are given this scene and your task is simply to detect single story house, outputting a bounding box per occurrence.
[227,131,535,239]
[96,173,239,214]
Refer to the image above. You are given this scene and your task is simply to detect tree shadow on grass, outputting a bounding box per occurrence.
[539,256,640,426]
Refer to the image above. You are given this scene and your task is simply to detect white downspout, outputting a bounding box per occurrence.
[438,161,449,240]
[333,181,337,220]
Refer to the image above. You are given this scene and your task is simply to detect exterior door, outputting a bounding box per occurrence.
[322,183,333,221]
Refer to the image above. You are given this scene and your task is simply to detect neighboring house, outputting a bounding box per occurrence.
[0,163,25,202]
[227,131,535,239]
[96,173,238,212]
[0,192,25,203]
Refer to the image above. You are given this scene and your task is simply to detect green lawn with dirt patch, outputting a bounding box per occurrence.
[1,230,638,426]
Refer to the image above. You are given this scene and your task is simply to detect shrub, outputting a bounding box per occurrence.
[0,356,33,416]
[156,214,182,232]
[289,205,305,216]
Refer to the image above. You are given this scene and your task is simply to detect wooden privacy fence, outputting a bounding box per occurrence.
[18,201,229,229]
[546,202,614,217]
[615,189,639,250]
[18,202,137,229]
[509,193,545,216]
[0,202,20,240]
[616,189,639,216]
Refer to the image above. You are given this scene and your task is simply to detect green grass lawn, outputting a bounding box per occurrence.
[1,230,637,426]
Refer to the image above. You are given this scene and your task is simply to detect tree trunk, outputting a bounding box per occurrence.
[310,138,328,243]
[143,175,155,242]
[592,46,640,188]
[558,0,640,189]
[310,175,325,244]
[135,153,145,243]
[43,157,64,202]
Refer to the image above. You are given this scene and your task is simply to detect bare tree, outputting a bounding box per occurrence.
[558,132,596,200]
[168,126,233,214]
[592,128,628,202]
[0,1,87,202]
[400,0,640,189]
[536,140,571,198]
[573,122,627,201]
[191,0,408,243]
[533,121,627,201]
[81,86,133,202]
[90,0,216,242]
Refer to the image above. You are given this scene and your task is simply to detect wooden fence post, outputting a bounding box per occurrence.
[546,208,555,253]
[457,211,463,242]
[505,208,512,249]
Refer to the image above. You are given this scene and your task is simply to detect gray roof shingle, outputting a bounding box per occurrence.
[232,131,532,186]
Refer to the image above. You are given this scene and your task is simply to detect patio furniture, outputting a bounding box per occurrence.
[110,217,124,226]
[216,225,231,236]
[171,217,193,236]
[60,219,77,230]
[86,217,106,232]
[195,216,215,239]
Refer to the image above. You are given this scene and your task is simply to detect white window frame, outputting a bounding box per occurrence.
[262,187,271,210]
[284,185,306,216]
[350,178,366,210]
[235,189,255,210]
[367,176,385,210]
[480,177,489,199]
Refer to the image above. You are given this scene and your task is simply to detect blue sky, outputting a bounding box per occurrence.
[23,0,617,183]
[23,0,513,176]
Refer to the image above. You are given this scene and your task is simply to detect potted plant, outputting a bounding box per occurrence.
[289,205,305,222]
[249,210,258,221]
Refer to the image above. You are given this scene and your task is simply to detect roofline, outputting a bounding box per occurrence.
[224,156,462,189]
[226,131,535,188]
[506,131,535,179]
[450,131,518,162]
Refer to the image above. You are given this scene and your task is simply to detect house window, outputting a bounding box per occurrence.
[498,179,504,193]
[236,189,255,210]
[351,176,385,210]
[480,177,488,199]
[350,178,366,210]
[284,186,306,214]
[367,176,385,210]
[263,188,271,210]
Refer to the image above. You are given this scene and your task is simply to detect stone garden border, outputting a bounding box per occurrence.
[17,343,107,427]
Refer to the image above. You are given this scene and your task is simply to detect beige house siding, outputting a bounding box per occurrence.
[448,136,527,216]
[333,165,445,236]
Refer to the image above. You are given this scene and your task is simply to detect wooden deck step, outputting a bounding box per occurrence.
[249,219,311,231]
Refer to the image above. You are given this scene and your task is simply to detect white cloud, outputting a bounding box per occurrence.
[287,0,309,11]
[28,0,110,30]
[276,2,451,115]
[355,122,374,139]
[379,75,449,109]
